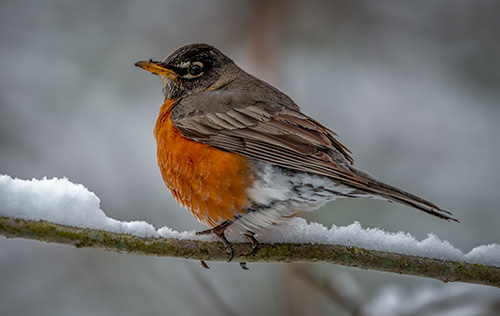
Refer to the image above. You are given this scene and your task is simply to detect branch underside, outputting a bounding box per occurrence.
[1,216,498,288]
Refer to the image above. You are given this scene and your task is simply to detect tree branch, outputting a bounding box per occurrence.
[1,216,499,288]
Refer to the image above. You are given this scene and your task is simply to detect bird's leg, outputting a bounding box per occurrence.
[237,233,260,270]
[243,233,260,257]
[196,222,257,270]
[196,220,234,263]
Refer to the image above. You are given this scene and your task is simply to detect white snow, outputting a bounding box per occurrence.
[1,174,499,268]
[257,218,500,267]
[0,174,158,238]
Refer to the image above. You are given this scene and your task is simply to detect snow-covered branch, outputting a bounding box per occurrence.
[1,216,499,287]
[1,174,499,288]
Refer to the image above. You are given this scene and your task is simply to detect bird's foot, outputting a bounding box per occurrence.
[243,233,260,257]
[196,223,260,270]
[196,220,234,264]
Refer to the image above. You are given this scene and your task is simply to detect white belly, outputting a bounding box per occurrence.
[230,162,361,234]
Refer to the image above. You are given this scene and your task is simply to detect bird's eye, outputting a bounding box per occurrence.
[188,64,203,77]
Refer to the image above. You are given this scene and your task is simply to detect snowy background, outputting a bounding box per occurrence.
[1,1,500,315]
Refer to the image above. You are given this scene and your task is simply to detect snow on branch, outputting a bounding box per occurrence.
[1,174,499,288]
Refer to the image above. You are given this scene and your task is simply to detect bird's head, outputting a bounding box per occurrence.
[135,43,239,100]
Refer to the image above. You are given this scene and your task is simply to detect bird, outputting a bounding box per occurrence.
[135,43,458,268]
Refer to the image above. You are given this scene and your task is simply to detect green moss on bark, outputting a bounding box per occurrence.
[1,216,499,287]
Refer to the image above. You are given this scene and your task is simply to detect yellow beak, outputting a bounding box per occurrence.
[134,60,178,81]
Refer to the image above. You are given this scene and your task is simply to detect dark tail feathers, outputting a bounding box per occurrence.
[350,169,459,223]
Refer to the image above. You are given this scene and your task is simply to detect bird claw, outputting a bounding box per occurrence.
[239,262,249,270]
[196,221,234,262]
[200,260,210,269]
[196,223,260,269]
[242,233,260,257]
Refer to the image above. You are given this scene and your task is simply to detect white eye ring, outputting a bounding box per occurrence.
[184,62,204,79]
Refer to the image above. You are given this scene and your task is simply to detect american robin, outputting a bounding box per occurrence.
[135,43,458,268]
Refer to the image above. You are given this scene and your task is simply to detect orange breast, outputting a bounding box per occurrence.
[154,99,252,227]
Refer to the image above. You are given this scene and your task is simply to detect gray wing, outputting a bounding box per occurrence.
[170,87,458,222]
[171,88,358,182]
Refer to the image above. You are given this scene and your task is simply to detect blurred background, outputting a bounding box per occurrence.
[1,0,499,315]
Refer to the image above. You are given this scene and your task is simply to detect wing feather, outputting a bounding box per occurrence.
[169,86,457,222]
